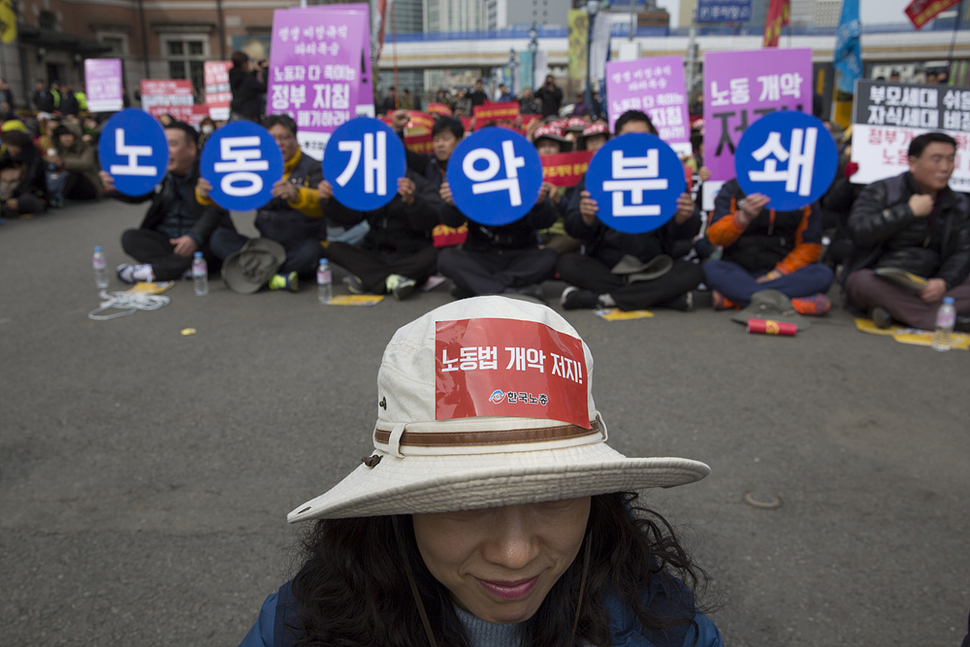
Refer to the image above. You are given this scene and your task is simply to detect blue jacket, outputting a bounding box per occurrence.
[237,579,723,647]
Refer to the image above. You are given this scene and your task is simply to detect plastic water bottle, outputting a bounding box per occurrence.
[92,246,109,289]
[192,252,208,296]
[317,259,332,304]
[932,297,956,352]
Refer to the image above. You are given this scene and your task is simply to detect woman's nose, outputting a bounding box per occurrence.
[480,506,541,570]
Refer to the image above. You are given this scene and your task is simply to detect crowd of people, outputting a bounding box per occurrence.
[1,63,967,334]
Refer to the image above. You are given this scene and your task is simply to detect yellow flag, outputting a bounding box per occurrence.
[0,0,16,45]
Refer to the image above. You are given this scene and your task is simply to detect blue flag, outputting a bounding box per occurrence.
[833,0,861,94]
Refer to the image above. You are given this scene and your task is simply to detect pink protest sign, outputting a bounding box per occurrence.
[702,48,813,182]
[84,58,123,113]
[268,7,367,159]
[204,61,232,120]
[287,3,374,116]
[606,56,691,156]
[146,104,210,128]
[140,79,194,116]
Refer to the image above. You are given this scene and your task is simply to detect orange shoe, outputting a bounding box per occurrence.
[791,293,832,316]
[712,290,739,311]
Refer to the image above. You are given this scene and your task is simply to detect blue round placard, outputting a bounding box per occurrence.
[199,120,285,211]
[446,128,544,226]
[735,111,838,212]
[98,109,169,196]
[584,133,687,234]
[323,118,407,212]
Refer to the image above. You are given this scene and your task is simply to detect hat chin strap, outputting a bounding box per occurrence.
[570,529,593,647]
[392,516,439,647]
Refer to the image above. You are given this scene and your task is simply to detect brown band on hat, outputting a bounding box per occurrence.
[374,419,600,448]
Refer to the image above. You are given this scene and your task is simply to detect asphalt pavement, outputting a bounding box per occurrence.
[1,199,968,646]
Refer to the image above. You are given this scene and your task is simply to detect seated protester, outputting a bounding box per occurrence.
[81,116,103,146]
[576,120,609,154]
[0,129,48,217]
[203,114,324,292]
[819,137,862,269]
[532,124,579,254]
[844,132,970,330]
[703,183,834,315]
[321,171,441,300]
[390,109,460,193]
[101,120,235,283]
[557,110,703,312]
[48,124,102,204]
[436,147,560,299]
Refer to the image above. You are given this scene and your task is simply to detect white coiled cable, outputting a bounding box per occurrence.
[88,290,171,320]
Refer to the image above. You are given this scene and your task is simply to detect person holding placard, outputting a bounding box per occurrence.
[391,109,461,194]
[203,114,324,291]
[103,121,235,283]
[436,127,559,300]
[702,183,834,315]
[557,111,703,312]
[321,170,441,300]
[844,132,970,331]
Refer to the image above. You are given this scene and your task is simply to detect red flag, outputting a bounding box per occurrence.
[905,0,962,30]
[763,0,790,48]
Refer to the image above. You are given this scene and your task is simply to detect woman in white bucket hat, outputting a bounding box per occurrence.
[238,296,723,647]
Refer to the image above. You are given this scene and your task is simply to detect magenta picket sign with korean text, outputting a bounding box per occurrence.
[703,48,813,182]
[267,6,369,159]
[605,57,691,157]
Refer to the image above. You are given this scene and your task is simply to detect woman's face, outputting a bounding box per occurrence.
[536,139,560,157]
[412,497,590,625]
[585,134,608,154]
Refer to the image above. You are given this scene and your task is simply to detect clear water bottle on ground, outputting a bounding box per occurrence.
[192,252,208,296]
[317,259,332,304]
[92,246,109,289]
[932,297,956,352]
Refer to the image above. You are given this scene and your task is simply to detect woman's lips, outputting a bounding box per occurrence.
[476,576,540,601]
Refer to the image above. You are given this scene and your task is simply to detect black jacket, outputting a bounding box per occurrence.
[230,68,267,121]
[324,171,440,255]
[32,90,55,113]
[846,171,970,289]
[534,84,563,117]
[564,176,700,269]
[254,150,323,249]
[0,146,48,201]
[439,194,557,253]
[110,169,234,246]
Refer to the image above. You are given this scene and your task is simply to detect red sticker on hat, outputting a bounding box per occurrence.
[435,318,590,428]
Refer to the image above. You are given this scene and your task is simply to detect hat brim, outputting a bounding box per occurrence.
[221,238,286,294]
[287,441,710,522]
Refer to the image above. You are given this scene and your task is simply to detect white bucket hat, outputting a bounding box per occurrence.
[288,296,710,522]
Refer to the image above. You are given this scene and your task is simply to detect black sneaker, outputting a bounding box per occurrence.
[658,292,693,312]
[343,274,366,294]
[386,274,417,300]
[449,284,475,299]
[507,284,544,301]
[560,286,601,310]
[870,306,893,329]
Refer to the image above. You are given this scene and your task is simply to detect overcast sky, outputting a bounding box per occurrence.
[658,0,924,29]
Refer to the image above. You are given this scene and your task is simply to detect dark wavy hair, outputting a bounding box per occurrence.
[289,491,710,647]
